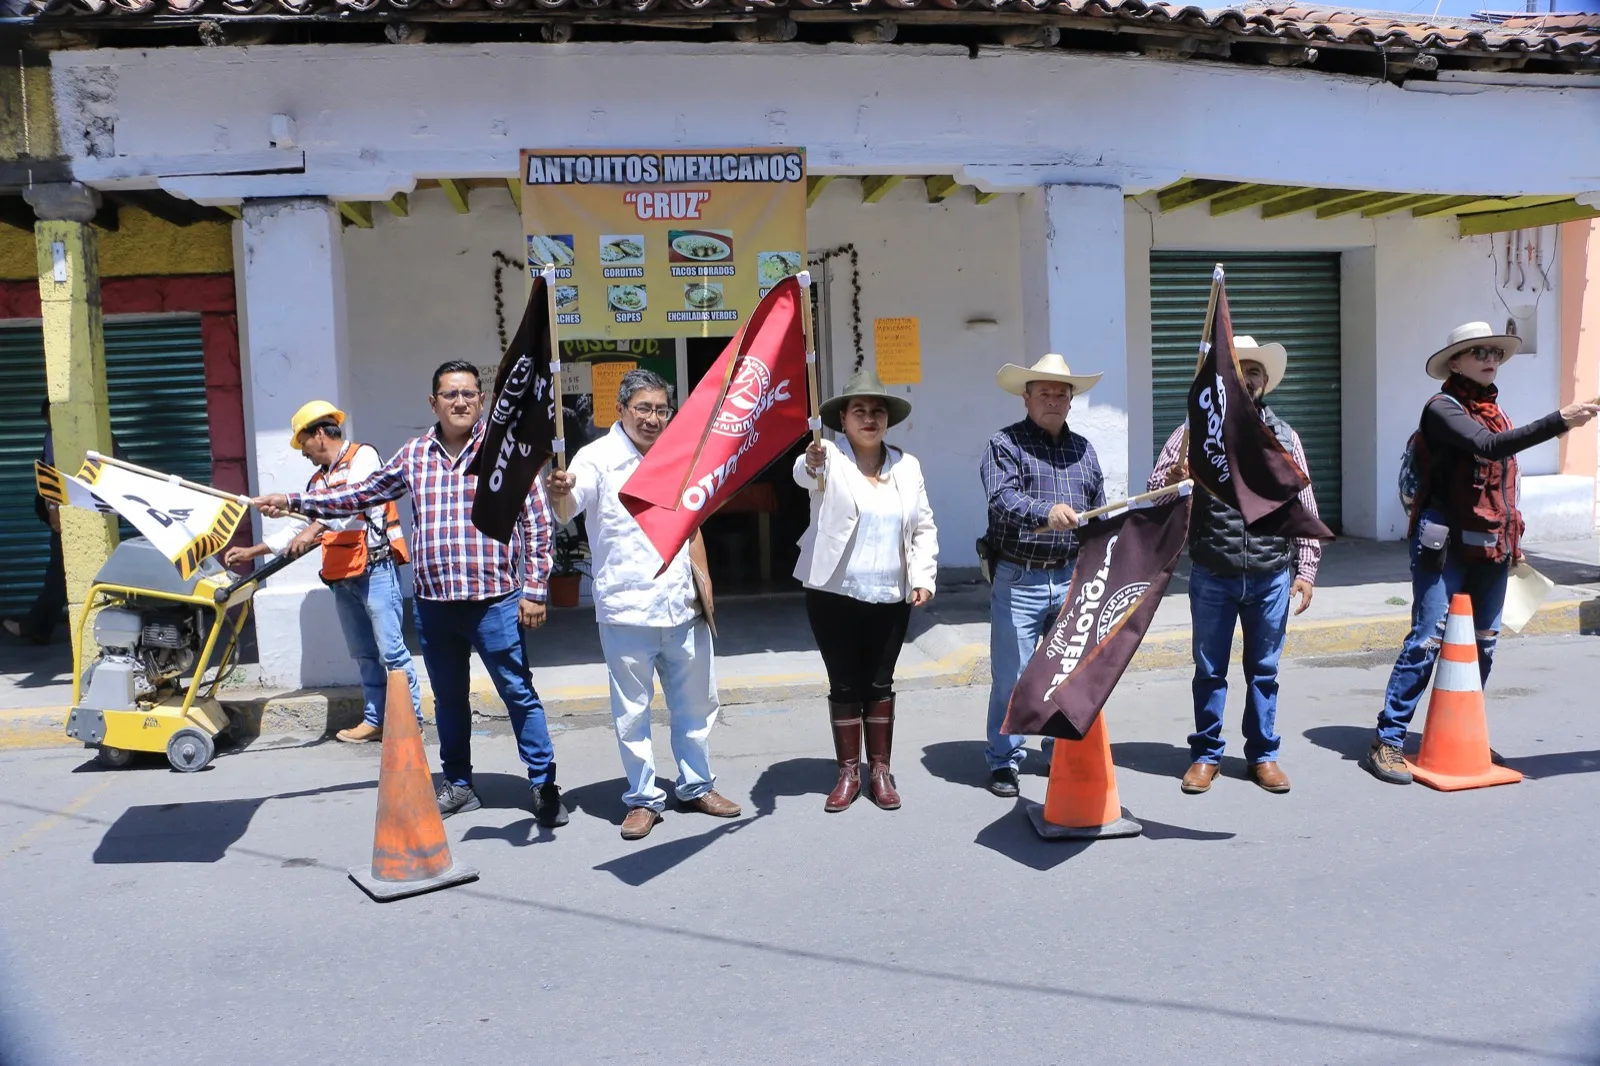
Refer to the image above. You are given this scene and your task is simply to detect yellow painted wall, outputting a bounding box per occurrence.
[0,207,233,281]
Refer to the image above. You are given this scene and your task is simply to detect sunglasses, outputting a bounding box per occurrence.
[435,389,482,402]
[1462,346,1507,365]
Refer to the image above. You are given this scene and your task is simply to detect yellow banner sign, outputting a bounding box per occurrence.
[521,148,807,341]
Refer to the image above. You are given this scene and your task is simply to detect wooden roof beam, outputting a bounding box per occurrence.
[339,201,374,229]
[1360,193,1439,218]
[383,192,409,217]
[806,176,833,207]
[1157,178,1234,213]
[1316,191,1400,219]
[924,176,959,204]
[1259,188,1357,220]
[439,178,470,214]
[1411,195,1485,218]
[1458,199,1600,237]
[974,190,1001,206]
[861,175,905,204]
[1209,184,1308,217]
[505,179,521,213]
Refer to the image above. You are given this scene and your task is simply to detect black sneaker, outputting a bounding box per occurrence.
[988,767,1020,798]
[1363,740,1413,785]
[533,783,570,827]
[436,781,482,818]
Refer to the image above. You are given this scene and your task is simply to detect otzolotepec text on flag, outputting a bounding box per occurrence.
[36,454,248,579]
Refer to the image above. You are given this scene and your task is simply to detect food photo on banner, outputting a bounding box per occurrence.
[520,148,807,342]
[1003,488,1194,740]
[618,275,812,573]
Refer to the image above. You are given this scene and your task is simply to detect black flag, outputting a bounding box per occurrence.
[1003,492,1192,740]
[1187,270,1333,540]
[470,273,558,543]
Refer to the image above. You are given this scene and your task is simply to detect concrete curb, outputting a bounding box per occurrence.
[5,597,1596,750]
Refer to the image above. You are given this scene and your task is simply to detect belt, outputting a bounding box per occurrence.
[997,550,1073,571]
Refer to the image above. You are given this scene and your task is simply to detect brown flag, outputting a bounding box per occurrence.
[1003,491,1192,740]
[1187,271,1333,541]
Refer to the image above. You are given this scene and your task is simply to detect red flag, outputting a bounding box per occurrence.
[1187,269,1333,541]
[620,275,811,573]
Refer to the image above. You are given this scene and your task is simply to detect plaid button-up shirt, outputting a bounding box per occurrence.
[981,419,1106,566]
[1147,417,1321,585]
[287,421,553,603]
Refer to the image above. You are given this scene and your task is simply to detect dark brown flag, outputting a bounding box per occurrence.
[1187,271,1333,541]
[1003,491,1192,740]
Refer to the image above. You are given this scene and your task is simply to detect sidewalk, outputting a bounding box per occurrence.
[3,536,1598,745]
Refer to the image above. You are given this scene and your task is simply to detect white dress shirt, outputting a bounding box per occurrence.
[566,423,699,628]
[263,442,385,557]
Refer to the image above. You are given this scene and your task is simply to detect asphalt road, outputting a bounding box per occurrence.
[2,635,1599,1065]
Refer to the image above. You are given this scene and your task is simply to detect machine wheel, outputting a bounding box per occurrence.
[166,728,215,773]
[95,745,134,769]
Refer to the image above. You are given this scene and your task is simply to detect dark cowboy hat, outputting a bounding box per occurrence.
[819,367,912,432]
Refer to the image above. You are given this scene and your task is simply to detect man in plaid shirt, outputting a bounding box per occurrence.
[979,353,1107,798]
[255,360,568,826]
[1146,337,1320,797]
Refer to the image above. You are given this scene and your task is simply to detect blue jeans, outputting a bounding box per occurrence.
[415,593,556,790]
[597,619,719,811]
[329,560,422,728]
[1376,520,1508,748]
[985,559,1074,772]
[1188,563,1291,765]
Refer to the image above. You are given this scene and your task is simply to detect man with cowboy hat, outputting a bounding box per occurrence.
[227,400,423,744]
[1148,337,1322,795]
[980,352,1106,796]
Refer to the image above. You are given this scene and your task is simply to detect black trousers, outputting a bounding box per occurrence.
[24,531,66,641]
[804,588,913,705]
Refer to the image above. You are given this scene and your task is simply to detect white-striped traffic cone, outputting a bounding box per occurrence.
[1407,593,1522,791]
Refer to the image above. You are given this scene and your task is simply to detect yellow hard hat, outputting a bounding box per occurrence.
[289,400,346,451]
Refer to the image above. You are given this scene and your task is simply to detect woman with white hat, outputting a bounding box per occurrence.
[1365,322,1600,785]
[794,367,939,812]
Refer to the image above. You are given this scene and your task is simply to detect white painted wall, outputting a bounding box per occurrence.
[1123,196,1566,541]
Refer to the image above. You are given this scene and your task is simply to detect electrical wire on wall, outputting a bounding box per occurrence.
[1486,227,1549,343]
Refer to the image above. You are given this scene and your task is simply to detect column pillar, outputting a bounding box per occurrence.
[237,197,354,690]
[25,182,118,664]
[1019,184,1131,501]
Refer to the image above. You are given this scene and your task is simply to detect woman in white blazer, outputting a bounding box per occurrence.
[794,367,938,813]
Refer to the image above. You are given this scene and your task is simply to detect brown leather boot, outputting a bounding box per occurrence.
[864,695,901,810]
[825,700,863,812]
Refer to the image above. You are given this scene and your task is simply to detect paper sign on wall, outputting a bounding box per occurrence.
[874,317,922,385]
[589,360,638,428]
[521,148,808,342]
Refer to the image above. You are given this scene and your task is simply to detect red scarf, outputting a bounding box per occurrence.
[1441,373,1513,434]
[1438,371,1520,562]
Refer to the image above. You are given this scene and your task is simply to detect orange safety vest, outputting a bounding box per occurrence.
[307,442,410,582]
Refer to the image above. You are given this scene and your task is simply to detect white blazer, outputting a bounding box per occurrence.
[791,438,939,601]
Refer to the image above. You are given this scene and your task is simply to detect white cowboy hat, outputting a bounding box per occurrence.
[1234,336,1287,395]
[995,353,1103,397]
[1425,321,1522,381]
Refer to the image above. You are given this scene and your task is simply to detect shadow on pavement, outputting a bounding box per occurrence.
[91,780,376,864]
[1500,749,1600,779]
[974,800,1090,871]
[1111,741,1192,779]
[460,819,556,847]
[920,740,992,790]
[557,777,633,826]
[1138,818,1235,842]
[1304,725,1417,762]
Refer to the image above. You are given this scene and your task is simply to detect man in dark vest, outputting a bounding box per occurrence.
[1148,337,1322,795]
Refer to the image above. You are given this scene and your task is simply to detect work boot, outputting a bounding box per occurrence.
[1181,761,1221,794]
[1248,761,1291,794]
[863,695,901,810]
[435,781,481,819]
[533,782,570,827]
[336,722,382,744]
[825,700,863,812]
[1364,740,1413,785]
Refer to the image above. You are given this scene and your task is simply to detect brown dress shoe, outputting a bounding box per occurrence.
[620,807,663,840]
[1249,761,1291,793]
[680,791,742,818]
[336,722,382,744]
[1181,761,1221,794]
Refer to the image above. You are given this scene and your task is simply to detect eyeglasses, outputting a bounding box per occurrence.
[628,404,673,420]
[435,389,482,402]
[1464,346,1507,364]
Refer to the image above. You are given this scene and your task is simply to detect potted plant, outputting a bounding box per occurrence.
[549,525,588,609]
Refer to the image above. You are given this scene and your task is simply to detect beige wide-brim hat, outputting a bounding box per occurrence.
[820,367,912,432]
[1426,321,1521,381]
[1234,336,1287,395]
[995,353,1103,397]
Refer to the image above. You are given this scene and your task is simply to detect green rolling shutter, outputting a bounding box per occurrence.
[1150,252,1343,533]
[0,315,212,616]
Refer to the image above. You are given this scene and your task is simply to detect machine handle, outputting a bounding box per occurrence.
[214,550,301,603]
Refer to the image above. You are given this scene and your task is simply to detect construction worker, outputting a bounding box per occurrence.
[226,401,422,743]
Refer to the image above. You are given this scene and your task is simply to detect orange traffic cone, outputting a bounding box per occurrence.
[1024,713,1142,840]
[1406,593,1522,792]
[349,670,480,901]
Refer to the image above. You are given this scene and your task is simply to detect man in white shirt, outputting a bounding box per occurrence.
[547,369,742,840]
[226,401,422,744]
